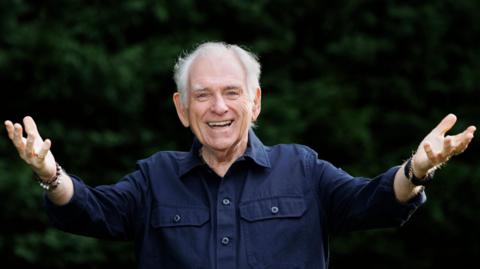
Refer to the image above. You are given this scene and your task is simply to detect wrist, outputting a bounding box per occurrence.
[35,164,58,182]
[411,155,431,178]
[37,171,56,182]
[34,163,64,191]
[404,157,434,186]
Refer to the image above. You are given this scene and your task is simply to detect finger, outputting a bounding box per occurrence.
[453,129,475,155]
[4,120,14,140]
[23,116,41,138]
[453,125,477,140]
[37,139,51,160]
[465,125,477,137]
[13,123,25,147]
[468,125,477,132]
[423,142,440,164]
[442,136,454,159]
[25,131,36,159]
[433,113,457,135]
[451,125,476,150]
[460,126,475,143]
[453,142,470,156]
[13,123,26,158]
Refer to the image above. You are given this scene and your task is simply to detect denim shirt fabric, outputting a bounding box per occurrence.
[45,130,425,269]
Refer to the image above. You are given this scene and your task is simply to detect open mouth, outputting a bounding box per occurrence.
[207,120,233,128]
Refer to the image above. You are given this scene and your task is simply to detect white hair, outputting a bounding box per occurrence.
[173,42,261,106]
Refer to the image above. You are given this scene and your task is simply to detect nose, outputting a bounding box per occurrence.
[211,94,228,114]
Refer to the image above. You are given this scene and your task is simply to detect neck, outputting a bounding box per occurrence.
[200,138,248,177]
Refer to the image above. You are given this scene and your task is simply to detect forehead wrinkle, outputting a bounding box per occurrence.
[191,84,207,92]
[190,80,243,91]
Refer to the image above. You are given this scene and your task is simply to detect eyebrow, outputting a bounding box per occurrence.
[191,85,242,92]
[224,86,241,91]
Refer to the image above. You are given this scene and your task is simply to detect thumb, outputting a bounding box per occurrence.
[433,113,457,135]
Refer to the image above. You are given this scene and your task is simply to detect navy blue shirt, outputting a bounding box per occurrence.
[45,130,425,269]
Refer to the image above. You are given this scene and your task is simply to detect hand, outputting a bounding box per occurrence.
[4,116,57,181]
[412,114,476,176]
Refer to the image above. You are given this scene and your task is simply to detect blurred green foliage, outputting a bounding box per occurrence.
[1,0,479,268]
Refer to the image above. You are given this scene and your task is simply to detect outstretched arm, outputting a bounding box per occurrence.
[394,114,476,202]
[4,116,73,205]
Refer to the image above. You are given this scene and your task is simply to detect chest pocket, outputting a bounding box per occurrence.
[239,196,308,268]
[239,196,306,222]
[148,206,210,267]
[151,205,209,228]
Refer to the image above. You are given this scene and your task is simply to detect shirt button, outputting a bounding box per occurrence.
[271,206,279,214]
[222,198,231,206]
[221,236,230,245]
[173,214,181,223]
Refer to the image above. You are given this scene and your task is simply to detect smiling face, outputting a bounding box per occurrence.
[173,50,261,155]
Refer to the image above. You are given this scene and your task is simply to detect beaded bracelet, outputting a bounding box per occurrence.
[35,163,63,191]
[403,157,434,186]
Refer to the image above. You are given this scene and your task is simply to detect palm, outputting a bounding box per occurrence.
[413,114,476,174]
[4,116,57,180]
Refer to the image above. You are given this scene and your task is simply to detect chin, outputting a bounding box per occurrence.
[206,140,236,151]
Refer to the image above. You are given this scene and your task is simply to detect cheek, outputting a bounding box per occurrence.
[237,103,253,124]
[188,104,207,122]
[243,102,254,116]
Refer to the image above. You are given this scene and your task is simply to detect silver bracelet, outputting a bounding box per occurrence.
[35,163,63,191]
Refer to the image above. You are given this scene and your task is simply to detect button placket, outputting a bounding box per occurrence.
[215,174,237,268]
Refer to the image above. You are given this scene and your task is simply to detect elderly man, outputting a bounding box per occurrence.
[4,42,476,269]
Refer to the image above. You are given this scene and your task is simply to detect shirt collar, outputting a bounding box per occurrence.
[243,129,271,168]
[177,129,271,177]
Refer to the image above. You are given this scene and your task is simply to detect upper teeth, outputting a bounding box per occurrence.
[208,120,232,127]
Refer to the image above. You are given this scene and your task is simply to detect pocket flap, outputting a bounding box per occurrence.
[239,196,306,222]
[151,206,210,228]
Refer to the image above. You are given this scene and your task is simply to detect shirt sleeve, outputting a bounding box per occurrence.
[44,168,147,241]
[311,156,426,235]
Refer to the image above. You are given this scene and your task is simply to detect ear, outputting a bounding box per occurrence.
[173,92,190,127]
[251,87,262,122]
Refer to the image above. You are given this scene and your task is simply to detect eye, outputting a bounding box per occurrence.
[225,89,241,99]
[194,92,210,101]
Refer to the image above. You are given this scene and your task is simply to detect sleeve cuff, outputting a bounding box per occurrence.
[379,166,427,225]
[44,174,89,226]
